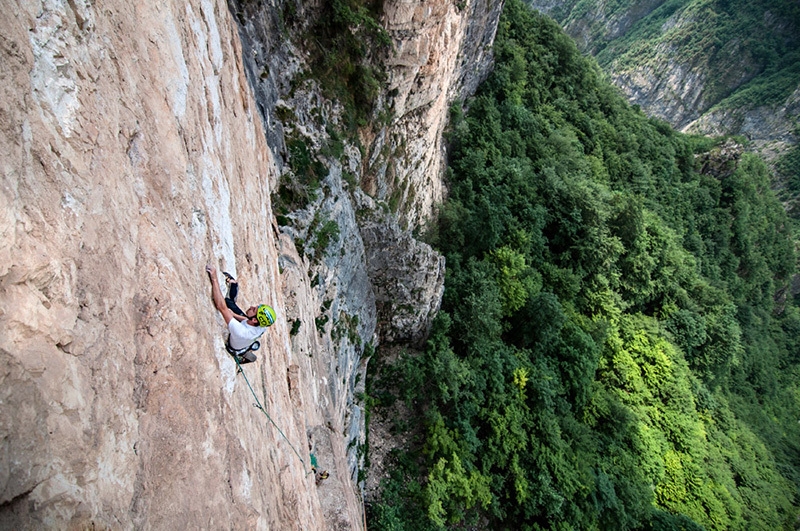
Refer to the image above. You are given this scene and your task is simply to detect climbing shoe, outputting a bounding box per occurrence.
[237,351,257,364]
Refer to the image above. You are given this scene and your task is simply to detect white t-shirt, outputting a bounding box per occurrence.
[228,319,265,351]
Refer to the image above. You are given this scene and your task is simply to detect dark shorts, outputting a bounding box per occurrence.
[225,281,246,318]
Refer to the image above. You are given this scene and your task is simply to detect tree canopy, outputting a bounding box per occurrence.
[367,1,800,529]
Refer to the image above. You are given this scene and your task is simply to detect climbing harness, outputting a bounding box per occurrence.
[226,338,260,365]
[230,353,314,477]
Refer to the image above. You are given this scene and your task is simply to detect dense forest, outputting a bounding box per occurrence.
[366,1,800,529]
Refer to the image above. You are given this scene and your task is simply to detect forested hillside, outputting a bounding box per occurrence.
[367,1,800,529]
[538,0,800,98]
[526,0,800,221]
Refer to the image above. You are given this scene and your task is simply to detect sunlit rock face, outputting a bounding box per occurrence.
[0,0,501,528]
[0,0,342,527]
[372,0,502,227]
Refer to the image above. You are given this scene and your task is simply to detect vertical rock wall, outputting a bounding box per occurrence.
[370,0,502,227]
[225,0,502,517]
[0,0,360,527]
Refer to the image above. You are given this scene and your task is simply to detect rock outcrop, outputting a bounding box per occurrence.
[687,86,800,165]
[0,0,501,528]
[694,139,745,180]
[360,211,445,346]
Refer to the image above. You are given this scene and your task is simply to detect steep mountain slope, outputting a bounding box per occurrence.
[527,0,800,209]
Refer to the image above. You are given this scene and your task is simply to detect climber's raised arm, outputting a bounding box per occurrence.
[206,263,235,324]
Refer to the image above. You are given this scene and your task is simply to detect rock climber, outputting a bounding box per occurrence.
[206,263,276,364]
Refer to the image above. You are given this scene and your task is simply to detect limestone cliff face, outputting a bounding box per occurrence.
[371,0,502,227]
[227,0,499,514]
[0,0,499,528]
[687,86,800,164]
[0,0,343,528]
[229,0,500,226]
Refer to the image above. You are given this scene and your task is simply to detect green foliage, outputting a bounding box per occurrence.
[426,453,492,526]
[303,0,390,129]
[312,219,340,257]
[290,318,302,336]
[775,140,800,220]
[273,133,327,214]
[368,1,799,529]
[553,0,800,120]
[490,245,541,316]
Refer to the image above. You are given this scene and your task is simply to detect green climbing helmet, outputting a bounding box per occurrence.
[256,304,276,327]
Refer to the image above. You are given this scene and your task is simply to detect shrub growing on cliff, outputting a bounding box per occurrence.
[303,0,390,129]
[273,134,328,216]
[312,219,340,259]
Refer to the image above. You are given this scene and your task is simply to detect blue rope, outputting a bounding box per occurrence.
[231,354,314,476]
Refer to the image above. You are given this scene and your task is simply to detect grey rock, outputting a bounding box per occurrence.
[361,211,445,346]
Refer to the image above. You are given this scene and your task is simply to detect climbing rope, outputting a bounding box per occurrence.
[231,354,314,477]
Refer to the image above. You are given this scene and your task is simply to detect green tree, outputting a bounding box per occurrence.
[367,1,800,529]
